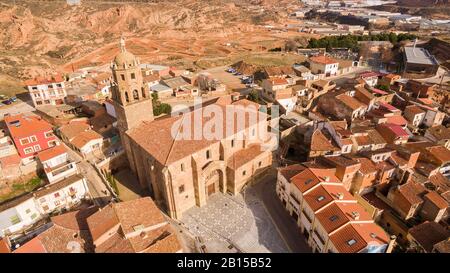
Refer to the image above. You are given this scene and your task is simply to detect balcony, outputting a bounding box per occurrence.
[45,161,77,183]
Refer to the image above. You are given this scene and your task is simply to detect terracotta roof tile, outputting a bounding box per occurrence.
[408,221,449,252]
[424,191,448,210]
[70,130,102,149]
[127,101,266,165]
[59,122,91,141]
[5,114,53,138]
[310,55,338,65]
[37,145,67,162]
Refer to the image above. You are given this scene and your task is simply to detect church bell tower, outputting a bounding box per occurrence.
[111,37,154,136]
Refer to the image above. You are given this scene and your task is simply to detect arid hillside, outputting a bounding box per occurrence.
[0,0,303,87]
[374,0,450,19]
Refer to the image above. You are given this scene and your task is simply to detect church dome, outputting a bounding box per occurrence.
[114,51,136,67]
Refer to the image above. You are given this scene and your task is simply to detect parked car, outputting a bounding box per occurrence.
[226,68,236,73]
[234,72,242,76]
[9,97,17,102]
[2,100,12,105]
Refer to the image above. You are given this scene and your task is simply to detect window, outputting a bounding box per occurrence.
[32,86,38,90]
[20,137,30,145]
[142,87,146,98]
[48,85,53,89]
[131,73,136,79]
[10,215,21,225]
[206,150,211,159]
[125,91,129,103]
[258,161,262,167]
[121,74,125,81]
[54,192,60,198]
[24,147,34,154]
[48,140,57,147]
[56,83,62,88]
[45,131,54,138]
[231,139,234,147]
[179,185,185,194]
[25,209,31,214]
[242,170,246,176]
[39,198,46,204]
[181,163,185,172]
[34,145,41,152]
[329,215,339,222]
[42,205,49,211]
[252,128,256,136]
[54,200,60,206]
[133,89,139,100]
[29,135,37,142]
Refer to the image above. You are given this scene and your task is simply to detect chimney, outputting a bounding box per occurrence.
[386,235,397,253]
[336,192,344,200]
[351,211,360,220]
[323,176,330,182]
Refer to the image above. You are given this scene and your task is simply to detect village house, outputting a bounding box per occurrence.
[86,197,182,253]
[37,145,78,184]
[261,77,291,101]
[276,165,392,253]
[0,174,89,237]
[308,55,339,77]
[403,105,426,130]
[25,74,67,108]
[424,125,450,149]
[4,114,59,165]
[11,206,98,253]
[359,71,380,87]
[407,221,449,253]
[58,121,103,158]
[317,91,368,122]
[376,123,410,145]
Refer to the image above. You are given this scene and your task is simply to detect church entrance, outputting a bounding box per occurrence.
[204,169,221,199]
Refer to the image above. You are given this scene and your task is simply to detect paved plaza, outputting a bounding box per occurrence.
[180,189,290,253]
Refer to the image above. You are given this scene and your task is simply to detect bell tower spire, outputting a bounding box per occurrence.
[119,36,126,53]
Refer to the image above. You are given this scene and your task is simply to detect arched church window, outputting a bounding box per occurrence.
[125,91,129,103]
[133,89,139,100]
[141,87,146,98]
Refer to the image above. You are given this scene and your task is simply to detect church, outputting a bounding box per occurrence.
[110,38,275,219]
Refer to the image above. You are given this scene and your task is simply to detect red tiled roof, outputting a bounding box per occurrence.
[408,221,450,252]
[5,114,53,138]
[380,123,409,138]
[0,238,10,253]
[310,55,338,65]
[269,77,289,85]
[386,116,408,127]
[13,237,47,253]
[71,130,102,149]
[424,191,448,210]
[24,73,64,86]
[37,145,66,162]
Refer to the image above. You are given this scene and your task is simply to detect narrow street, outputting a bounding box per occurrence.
[250,173,312,253]
[63,143,112,207]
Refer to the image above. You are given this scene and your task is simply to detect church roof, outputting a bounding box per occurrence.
[114,51,137,67]
[126,98,266,166]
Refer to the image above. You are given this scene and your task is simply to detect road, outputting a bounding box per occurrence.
[63,143,112,207]
[251,173,312,253]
